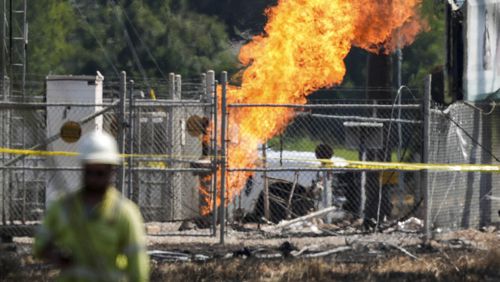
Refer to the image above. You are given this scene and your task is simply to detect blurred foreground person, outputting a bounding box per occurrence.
[34,131,149,282]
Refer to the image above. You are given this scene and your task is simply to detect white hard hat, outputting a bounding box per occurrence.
[78,131,121,165]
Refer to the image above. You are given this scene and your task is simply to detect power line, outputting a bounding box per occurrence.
[70,1,120,77]
[122,23,150,87]
[109,0,167,79]
[108,0,150,89]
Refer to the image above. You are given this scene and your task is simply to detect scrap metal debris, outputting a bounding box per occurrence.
[397,217,424,232]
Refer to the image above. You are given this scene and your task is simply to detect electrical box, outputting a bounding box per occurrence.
[45,74,104,203]
[343,122,384,150]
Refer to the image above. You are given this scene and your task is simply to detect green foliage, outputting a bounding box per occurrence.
[188,0,278,38]
[402,0,446,87]
[28,0,238,79]
[25,0,445,88]
[28,1,78,75]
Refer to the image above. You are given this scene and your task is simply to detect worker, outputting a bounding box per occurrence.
[34,131,149,282]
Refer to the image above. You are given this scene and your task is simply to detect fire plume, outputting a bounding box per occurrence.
[204,0,426,214]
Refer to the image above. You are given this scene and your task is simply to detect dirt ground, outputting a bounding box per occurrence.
[1,227,499,281]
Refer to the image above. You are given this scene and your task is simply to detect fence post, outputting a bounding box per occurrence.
[322,171,333,224]
[165,73,175,220]
[0,78,8,225]
[423,75,432,240]
[219,71,228,244]
[127,80,135,200]
[262,144,270,221]
[117,71,127,196]
[201,73,207,102]
[173,74,183,220]
[206,70,218,237]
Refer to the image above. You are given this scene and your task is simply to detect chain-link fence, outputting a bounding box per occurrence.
[1,72,499,241]
[223,97,424,233]
[0,72,217,237]
[427,101,500,231]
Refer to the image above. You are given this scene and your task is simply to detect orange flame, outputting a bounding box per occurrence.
[202,0,426,214]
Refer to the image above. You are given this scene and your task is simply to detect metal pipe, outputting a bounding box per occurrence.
[20,0,28,222]
[1,165,419,173]
[219,71,228,244]
[200,73,207,102]
[127,80,135,200]
[174,75,182,101]
[322,170,333,224]
[227,168,395,172]
[303,113,422,124]
[262,144,270,221]
[396,87,405,218]
[0,102,118,108]
[1,0,8,225]
[0,166,211,173]
[123,101,211,107]
[173,74,182,220]
[359,143,367,219]
[206,70,218,237]
[117,71,127,195]
[422,75,432,240]
[0,101,212,109]
[1,79,8,225]
[228,103,421,109]
[166,73,175,220]
[132,168,210,173]
[21,114,26,224]
[135,97,143,204]
[122,157,198,163]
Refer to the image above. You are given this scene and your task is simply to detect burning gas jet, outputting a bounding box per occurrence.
[202,0,426,214]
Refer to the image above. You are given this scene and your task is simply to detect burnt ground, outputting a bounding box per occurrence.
[1,226,500,281]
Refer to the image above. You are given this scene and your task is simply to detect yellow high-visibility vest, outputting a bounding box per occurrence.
[34,187,150,282]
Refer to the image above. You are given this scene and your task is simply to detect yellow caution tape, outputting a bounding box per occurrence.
[0,147,206,160]
[138,161,168,169]
[264,157,500,173]
[1,147,499,173]
[339,161,500,172]
[0,147,79,157]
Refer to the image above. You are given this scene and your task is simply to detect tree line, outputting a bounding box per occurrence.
[25,0,444,90]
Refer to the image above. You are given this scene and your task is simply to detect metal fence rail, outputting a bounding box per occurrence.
[1,70,499,243]
[222,97,424,233]
[0,72,216,237]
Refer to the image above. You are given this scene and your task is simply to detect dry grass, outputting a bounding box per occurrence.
[2,249,499,282]
[2,229,499,281]
[150,249,500,282]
